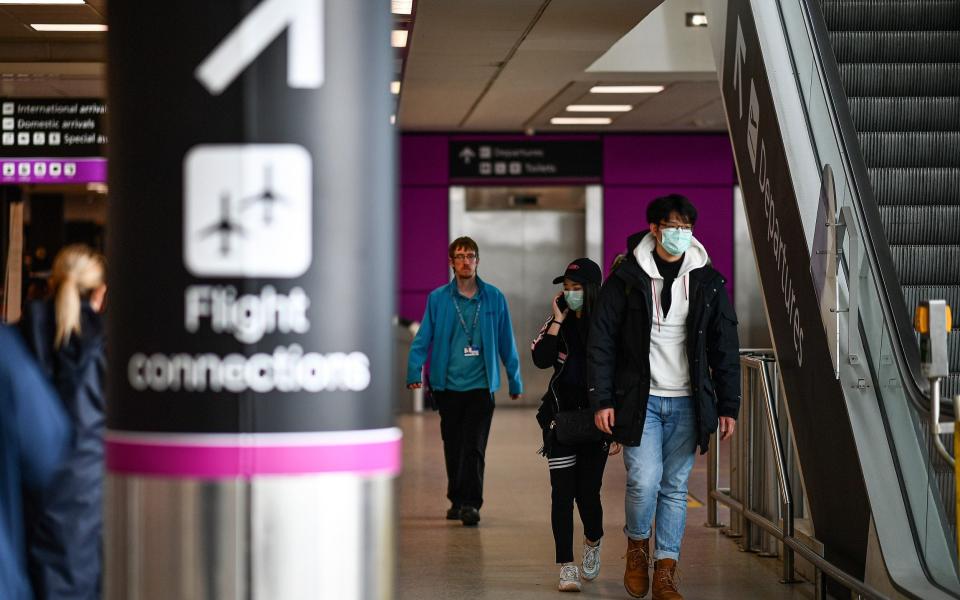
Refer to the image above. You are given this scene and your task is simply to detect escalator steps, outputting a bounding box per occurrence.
[839,64,960,97]
[849,97,960,132]
[880,206,960,244]
[870,168,960,206]
[859,132,960,168]
[944,374,960,400]
[952,333,960,373]
[891,245,960,285]
[902,286,960,319]
[821,0,960,31]
[830,31,960,63]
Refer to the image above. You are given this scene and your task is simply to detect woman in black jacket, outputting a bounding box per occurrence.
[532,257,619,593]
[19,244,106,600]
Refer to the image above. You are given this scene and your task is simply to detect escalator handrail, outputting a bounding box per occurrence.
[797,0,940,421]
[789,2,960,597]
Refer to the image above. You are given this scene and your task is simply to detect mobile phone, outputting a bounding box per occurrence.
[556,294,568,312]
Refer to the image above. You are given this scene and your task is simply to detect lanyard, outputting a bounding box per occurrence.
[452,291,481,347]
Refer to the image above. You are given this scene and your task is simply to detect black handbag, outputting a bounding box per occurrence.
[553,408,604,445]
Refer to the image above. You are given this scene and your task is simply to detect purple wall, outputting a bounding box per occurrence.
[602,135,736,282]
[397,133,735,320]
[399,136,449,320]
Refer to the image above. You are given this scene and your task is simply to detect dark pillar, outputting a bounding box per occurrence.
[105,1,397,597]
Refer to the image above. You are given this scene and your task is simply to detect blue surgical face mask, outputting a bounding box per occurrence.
[563,290,584,311]
[660,228,693,256]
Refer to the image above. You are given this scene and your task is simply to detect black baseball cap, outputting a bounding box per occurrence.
[552,258,602,285]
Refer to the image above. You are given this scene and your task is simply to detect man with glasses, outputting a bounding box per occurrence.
[407,236,523,526]
[589,195,741,599]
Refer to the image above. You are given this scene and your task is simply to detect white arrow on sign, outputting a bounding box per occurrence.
[732,17,747,119]
[195,0,324,96]
[459,147,476,165]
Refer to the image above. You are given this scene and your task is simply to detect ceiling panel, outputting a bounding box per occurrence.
[0,3,105,40]
[398,0,549,129]
[398,0,725,132]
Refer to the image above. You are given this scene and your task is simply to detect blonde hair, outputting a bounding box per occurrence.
[49,244,105,348]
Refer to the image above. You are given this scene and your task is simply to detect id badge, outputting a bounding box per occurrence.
[464,346,480,357]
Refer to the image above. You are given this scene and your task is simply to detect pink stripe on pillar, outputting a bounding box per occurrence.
[106,436,402,479]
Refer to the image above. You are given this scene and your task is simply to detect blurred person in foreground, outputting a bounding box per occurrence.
[0,326,69,599]
[19,244,107,600]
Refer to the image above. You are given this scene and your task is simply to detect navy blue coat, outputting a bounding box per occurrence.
[20,300,106,600]
[0,326,69,600]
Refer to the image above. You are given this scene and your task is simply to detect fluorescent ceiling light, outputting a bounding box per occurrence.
[590,85,664,94]
[31,23,107,32]
[391,0,412,15]
[391,81,401,95]
[0,1,84,4]
[391,30,408,48]
[686,12,709,27]
[390,114,396,125]
[566,104,631,112]
[551,117,612,125]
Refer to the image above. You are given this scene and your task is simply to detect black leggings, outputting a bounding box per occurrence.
[547,440,608,564]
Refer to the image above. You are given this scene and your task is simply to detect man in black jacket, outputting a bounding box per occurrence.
[589,194,741,600]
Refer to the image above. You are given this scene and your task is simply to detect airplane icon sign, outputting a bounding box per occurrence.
[183,144,312,278]
[242,165,287,225]
[196,192,247,256]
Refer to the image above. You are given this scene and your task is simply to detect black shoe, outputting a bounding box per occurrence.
[446,505,461,520]
[460,506,480,526]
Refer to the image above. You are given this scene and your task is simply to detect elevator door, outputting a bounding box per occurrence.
[460,188,586,406]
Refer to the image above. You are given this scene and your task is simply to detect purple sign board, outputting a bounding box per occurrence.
[0,157,107,184]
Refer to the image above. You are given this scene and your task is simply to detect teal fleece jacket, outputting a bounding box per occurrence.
[406,277,523,396]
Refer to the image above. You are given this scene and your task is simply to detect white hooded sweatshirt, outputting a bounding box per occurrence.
[633,233,710,397]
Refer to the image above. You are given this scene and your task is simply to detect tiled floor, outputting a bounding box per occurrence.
[397,407,816,599]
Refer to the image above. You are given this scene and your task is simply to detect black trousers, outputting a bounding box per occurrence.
[435,389,495,510]
[547,439,608,564]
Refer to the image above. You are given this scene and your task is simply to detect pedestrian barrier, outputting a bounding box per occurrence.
[707,350,891,600]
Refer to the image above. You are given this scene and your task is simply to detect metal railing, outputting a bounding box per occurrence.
[707,351,892,600]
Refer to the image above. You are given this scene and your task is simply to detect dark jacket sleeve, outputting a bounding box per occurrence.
[531,316,560,369]
[0,327,68,493]
[707,285,741,418]
[587,276,627,412]
[18,300,55,379]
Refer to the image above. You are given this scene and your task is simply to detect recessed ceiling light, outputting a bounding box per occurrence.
[390,114,396,125]
[31,24,107,32]
[391,30,408,48]
[686,12,709,27]
[391,81,401,95]
[566,104,632,112]
[590,85,664,94]
[391,0,412,15]
[0,1,84,4]
[551,117,612,125]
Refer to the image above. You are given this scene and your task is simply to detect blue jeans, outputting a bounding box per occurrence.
[623,394,697,561]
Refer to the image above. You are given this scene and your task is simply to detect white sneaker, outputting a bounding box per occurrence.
[581,539,601,581]
[558,564,581,592]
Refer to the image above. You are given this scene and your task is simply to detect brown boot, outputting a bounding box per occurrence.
[651,559,683,600]
[623,537,650,598]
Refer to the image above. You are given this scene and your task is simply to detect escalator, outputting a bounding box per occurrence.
[824,0,960,402]
[705,0,960,597]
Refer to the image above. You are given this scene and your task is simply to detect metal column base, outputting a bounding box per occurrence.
[105,473,395,600]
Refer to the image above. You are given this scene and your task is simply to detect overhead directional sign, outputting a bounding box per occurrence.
[195,0,324,95]
[449,139,602,180]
